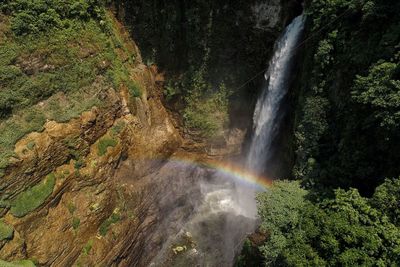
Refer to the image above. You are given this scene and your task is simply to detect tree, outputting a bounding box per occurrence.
[372,177,400,226]
[352,61,400,131]
[255,180,400,266]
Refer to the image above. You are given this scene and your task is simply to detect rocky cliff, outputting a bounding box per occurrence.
[114,0,303,130]
[0,11,183,266]
[0,1,300,265]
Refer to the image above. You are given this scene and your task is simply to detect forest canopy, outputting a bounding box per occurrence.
[243,0,400,265]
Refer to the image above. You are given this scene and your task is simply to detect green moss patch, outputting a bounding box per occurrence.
[110,121,126,136]
[0,260,36,267]
[67,202,76,214]
[10,173,56,217]
[72,217,80,230]
[0,10,141,172]
[0,220,14,241]
[82,239,93,255]
[97,137,118,156]
[99,212,121,236]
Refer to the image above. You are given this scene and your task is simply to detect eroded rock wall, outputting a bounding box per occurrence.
[0,15,182,266]
[115,0,303,129]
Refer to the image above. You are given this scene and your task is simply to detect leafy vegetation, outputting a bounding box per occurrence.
[67,202,77,214]
[1,0,106,35]
[122,0,279,134]
[0,220,14,241]
[183,73,230,137]
[0,4,141,175]
[240,0,400,266]
[72,217,81,230]
[10,173,56,217]
[352,61,400,130]
[110,120,126,136]
[82,239,94,255]
[99,211,121,236]
[97,137,118,156]
[0,260,36,267]
[293,0,400,192]
[254,180,400,266]
[166,67,230,137]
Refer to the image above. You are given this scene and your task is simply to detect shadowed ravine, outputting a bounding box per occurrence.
[148,14,305,266]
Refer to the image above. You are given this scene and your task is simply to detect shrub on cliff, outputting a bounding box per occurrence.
[181,70,230,138]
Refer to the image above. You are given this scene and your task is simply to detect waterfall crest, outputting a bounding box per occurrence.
[247,14,305,174]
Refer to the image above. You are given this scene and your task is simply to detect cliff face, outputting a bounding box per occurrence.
[115,0,303,130]
[0,11,181,266]
[0,1,301,265]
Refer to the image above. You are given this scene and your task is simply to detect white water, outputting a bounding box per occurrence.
[247,14,305,174]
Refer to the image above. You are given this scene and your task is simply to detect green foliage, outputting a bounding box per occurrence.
[72,217,80,230]
[26,141,35,151]
[352,61,400,130]
[110,121,126,136]
[99,211,121,236]
[235,238,265,267]
[257,181,400,266]
[372,178,400,226]
[74,158,86,170]
[254,180,400,266]
[82,239,93,255]
[293,0,400,192]
[0,20,107,119]
[181,70,230,137]
[97,137,117,156]
[0,18,108,169]
[10,173,56,217]
[0,220,14,241]
[0,11,138,171]
[164,83,181,102]
[2,0,106,35]
[256,181,309,265]
[294,96,329,183]
[67,202,77,214]
[104,16,141,98]
[0,260,36,267]
[126,80,141,97]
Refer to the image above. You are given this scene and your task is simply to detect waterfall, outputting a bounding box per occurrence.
[150,14,306,267]
[247,14,305,174]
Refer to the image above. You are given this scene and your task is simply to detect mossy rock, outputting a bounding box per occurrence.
[97,137,118,156]
[99,212,121,236]
[10,174,56,218]
[0,260,36,267]
[72,217,80,230]
[0,220,14,241]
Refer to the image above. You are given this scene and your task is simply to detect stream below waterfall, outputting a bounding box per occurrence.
[149,14,305,267]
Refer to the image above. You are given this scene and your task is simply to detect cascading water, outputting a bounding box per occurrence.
[237,14,305,218]
[149,14,305,267]
[247,14,305,174]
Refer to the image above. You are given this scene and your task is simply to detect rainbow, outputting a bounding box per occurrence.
[165,155,273,190]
